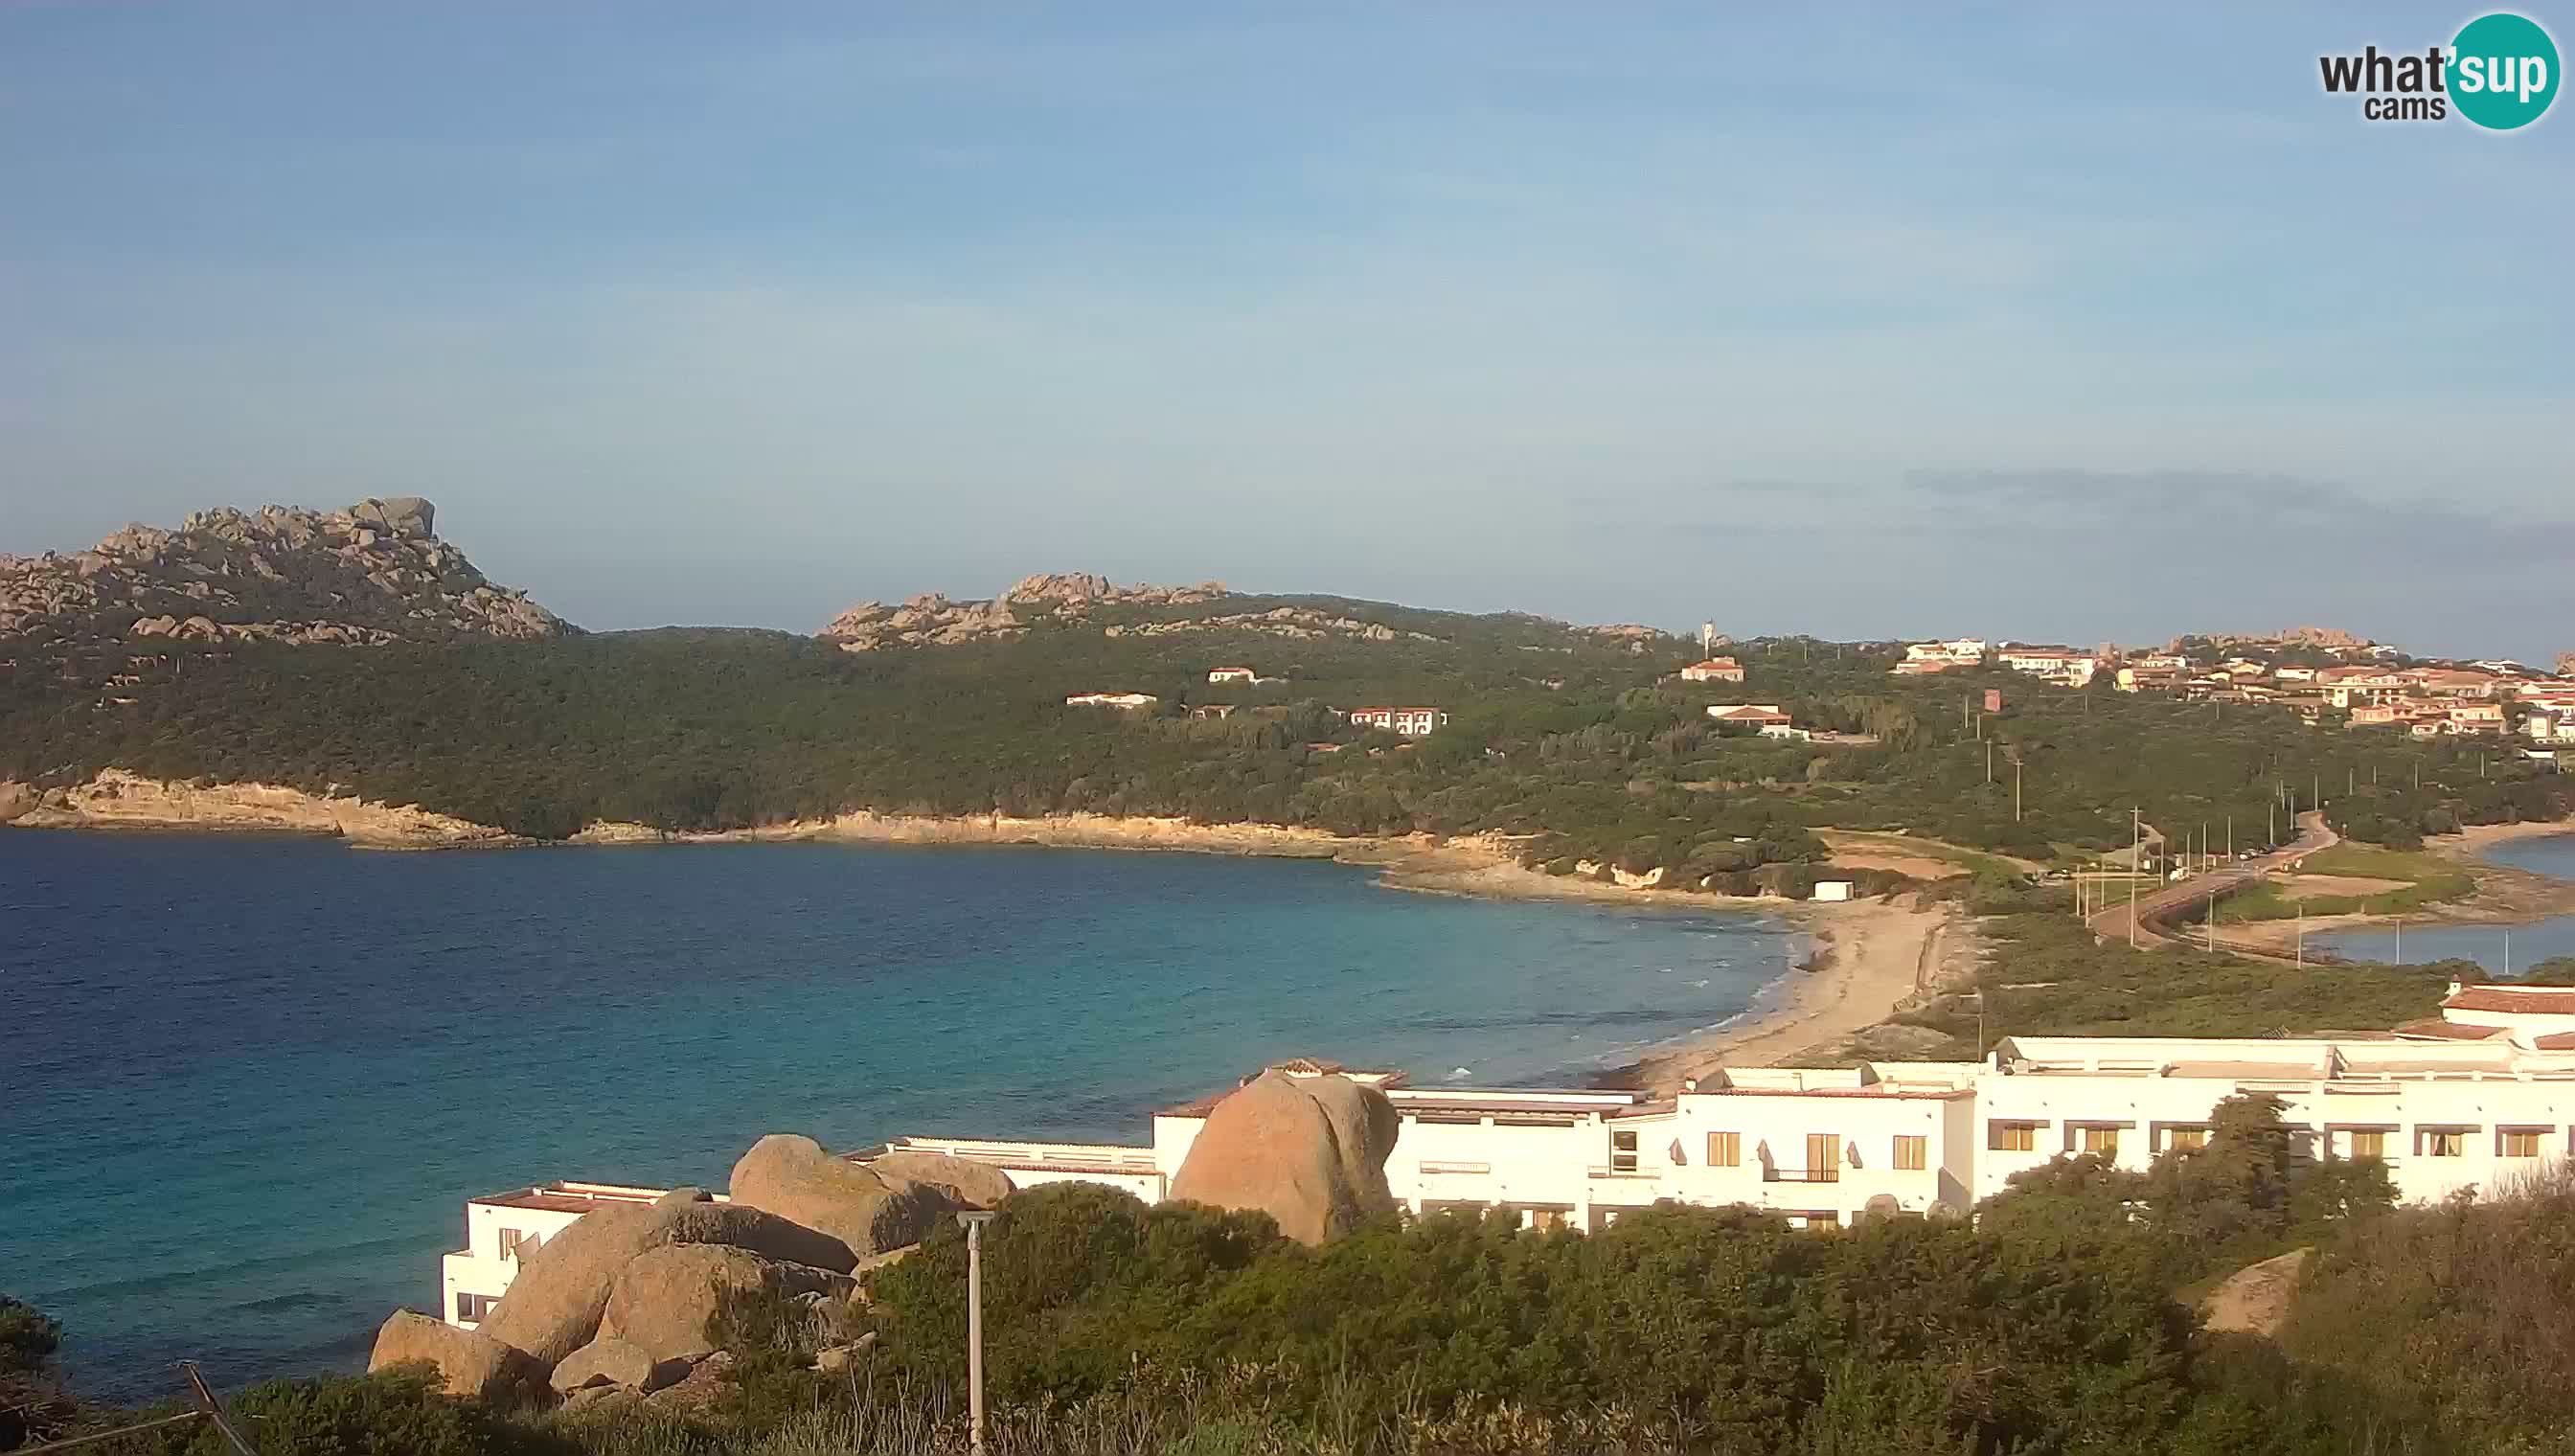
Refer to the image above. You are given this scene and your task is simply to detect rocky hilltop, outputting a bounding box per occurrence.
[0,497,571,647]
[2168,626,2381,655]
[819,572,1224,650]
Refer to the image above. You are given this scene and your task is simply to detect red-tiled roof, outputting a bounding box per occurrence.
[2535,1032,2575,1051]
[2444,986,2575,1014]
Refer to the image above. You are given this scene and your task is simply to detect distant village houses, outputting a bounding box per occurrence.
[1065,692,1159,711]
[1205,666,1287,685]
[1678,656,1746,684]
[1995,645,2099,688]
[1343,706,1448,738]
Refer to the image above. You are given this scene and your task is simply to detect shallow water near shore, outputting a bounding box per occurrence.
[0,829,1787,1399]
[2312,833,2575,971]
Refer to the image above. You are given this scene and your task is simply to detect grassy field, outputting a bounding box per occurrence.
[2217,843,2479,923]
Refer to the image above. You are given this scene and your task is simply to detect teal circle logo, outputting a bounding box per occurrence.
[2450,12,2560,129]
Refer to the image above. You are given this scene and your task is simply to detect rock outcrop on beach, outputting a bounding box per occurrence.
[1168,1070,1400,1245]
[819,573,1225,650]
[0,769,515,847]
[0,498,571,648]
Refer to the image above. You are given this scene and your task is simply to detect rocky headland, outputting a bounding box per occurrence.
[0,497,570,648]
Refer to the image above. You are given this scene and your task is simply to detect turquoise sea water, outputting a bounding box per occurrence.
[0,830,1789,1399]
[2312,833,2575,971]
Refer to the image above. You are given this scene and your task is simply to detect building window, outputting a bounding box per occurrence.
[1893,1135,1926,1171]
[2167,1127,2208,1152]
[2420,1129,2467,1158]
[497,1228,532,1260]
[1610,1128,1638,1172]
[1706,1131,1741,1168]
[1806,1133,1841,1183]
[2077,1126,2120,1156]
[2501,1129,2545,1158]
[2349,1129,2386,1159]
[454,1292,499,1324]
[1526,1208,1568,1232]
[1989,1121,2037,1152]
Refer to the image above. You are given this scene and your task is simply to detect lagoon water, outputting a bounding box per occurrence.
[0,830,1789,1398]
[2311,833,2575,973]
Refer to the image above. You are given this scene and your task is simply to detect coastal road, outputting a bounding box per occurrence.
[2086,810,2338,950]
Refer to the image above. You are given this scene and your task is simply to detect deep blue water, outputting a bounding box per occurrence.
[2313,833,2575,971]
[0,830,1789,1399]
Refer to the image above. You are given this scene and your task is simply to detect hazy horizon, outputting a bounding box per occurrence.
[6,5,2567,660]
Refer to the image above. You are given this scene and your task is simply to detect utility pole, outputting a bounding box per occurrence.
[2393,915,2401,966]
[1985,739,1993,784]
[959,1211,998,1456]
[2130,808,2141,948]
[2015,758,2023,822]
[2296,904,2304,967]
[2206,888,2217,951]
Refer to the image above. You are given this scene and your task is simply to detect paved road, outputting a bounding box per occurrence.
[2086,810,2338,949]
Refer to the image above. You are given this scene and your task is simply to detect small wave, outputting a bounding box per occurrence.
[1689,979,1710,989]
[1445,1066,1473,1081]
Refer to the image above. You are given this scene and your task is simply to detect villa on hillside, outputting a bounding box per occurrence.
[1996,645,2099,688]
[1206,667,1286,686]
[1679,657,1746,683]
[1706,704,1804,739]
[1065,692,1160,711]
[437,997,2575,1331]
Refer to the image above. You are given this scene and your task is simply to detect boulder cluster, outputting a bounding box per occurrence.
[366,1074,1401,1407]
[818,573,1226,651]
[0,498,570,648]
[367,1136,1001,1408]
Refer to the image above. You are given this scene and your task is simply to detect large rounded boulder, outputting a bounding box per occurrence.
[599,1243,854,1364]
[473,1192,855,1369]
[1167,1071,1401,1245]
[367,1309,547,1403]
[728,1135,946,1261]
[869,1149,1014,1210]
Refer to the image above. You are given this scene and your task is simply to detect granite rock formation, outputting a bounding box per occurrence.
[0,498,570,647]
[726,1134,950,1261]
[1167,1070,1401,1245]
[818,574,1225,650]
[366,1309,548,1403]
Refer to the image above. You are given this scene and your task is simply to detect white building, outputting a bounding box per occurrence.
[1206,668,1258,684]
[1678,657,1746,684]
[1996,646,2100,688]
[441,1012,2575,1329]
[1346,706,1447,737]
[1904,639,1987,668]
[1065,692,1159,711]
[444,1181,671,1329]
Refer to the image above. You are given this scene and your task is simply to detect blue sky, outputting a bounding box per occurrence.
[4,4,2568,658]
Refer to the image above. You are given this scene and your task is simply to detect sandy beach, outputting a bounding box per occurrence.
[1625,898,1966,1095]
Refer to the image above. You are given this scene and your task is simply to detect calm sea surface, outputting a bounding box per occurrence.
[0,830,1789,1399]
[2313,833,2575,971]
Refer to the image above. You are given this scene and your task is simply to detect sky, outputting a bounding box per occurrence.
[3,4,2569,659]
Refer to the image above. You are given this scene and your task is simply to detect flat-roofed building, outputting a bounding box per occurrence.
[442,1015,2575,1326]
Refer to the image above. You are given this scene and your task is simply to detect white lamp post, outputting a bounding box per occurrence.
[957,1210,998,1456]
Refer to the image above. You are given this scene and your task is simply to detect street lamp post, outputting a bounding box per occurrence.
[958,1211,998,1456]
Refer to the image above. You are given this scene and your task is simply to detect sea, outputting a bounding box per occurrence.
[0,830,1791,1400]
[2312,833,2575,971]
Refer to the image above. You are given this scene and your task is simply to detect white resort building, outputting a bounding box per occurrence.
[438,992,2575,1331]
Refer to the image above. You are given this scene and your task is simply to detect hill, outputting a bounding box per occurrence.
[0,498,570,648]
[2,557,2564,886]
